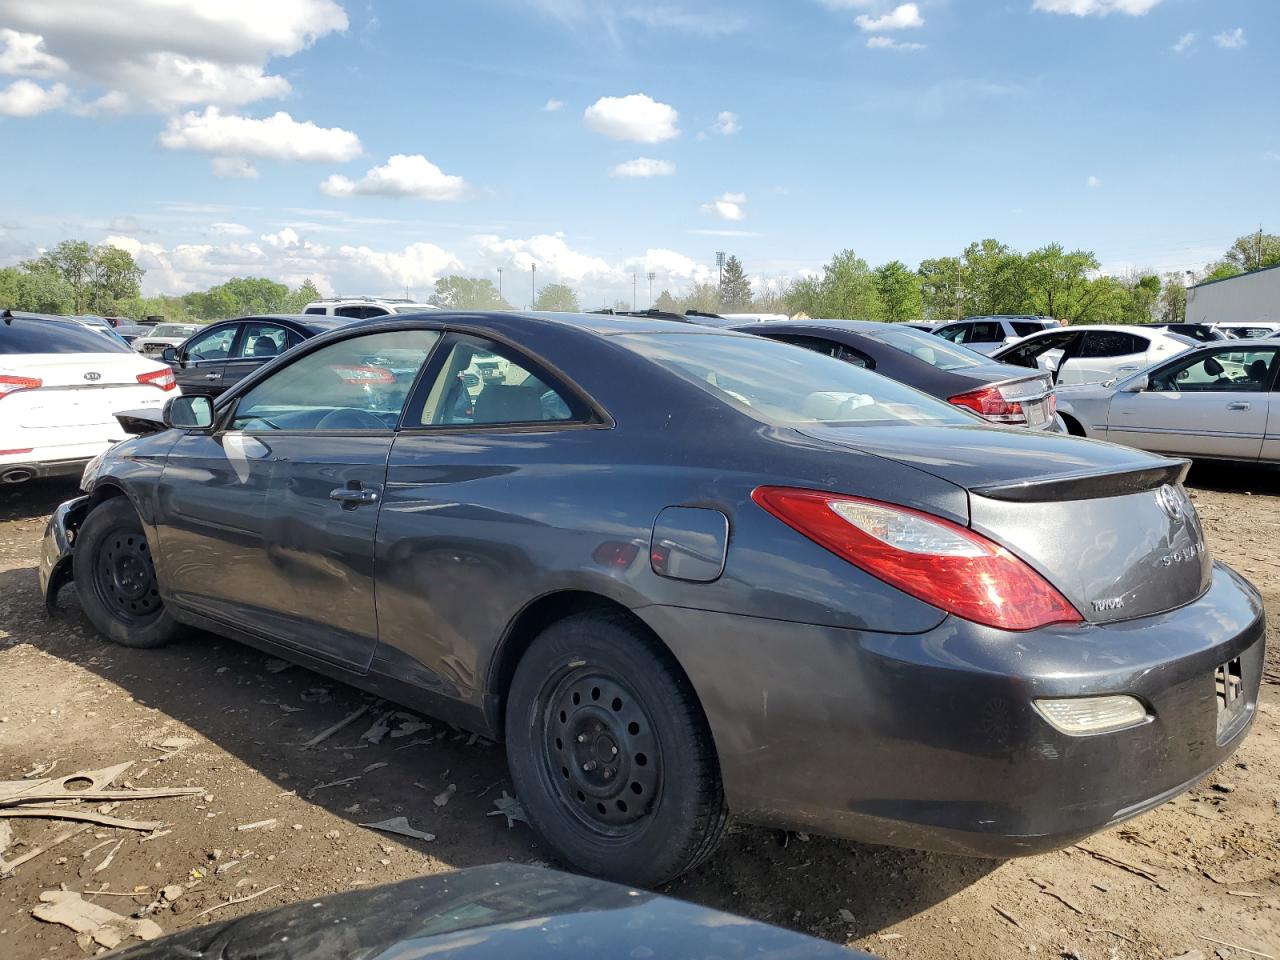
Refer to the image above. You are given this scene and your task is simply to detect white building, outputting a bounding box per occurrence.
[1186,264,1280,326]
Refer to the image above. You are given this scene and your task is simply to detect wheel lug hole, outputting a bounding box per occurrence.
[582,761,596,772]
[576,734,586,743]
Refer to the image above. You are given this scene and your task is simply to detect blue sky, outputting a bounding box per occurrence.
[0,0,1276,307]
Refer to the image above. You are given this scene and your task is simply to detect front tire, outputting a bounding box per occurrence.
[72,498,179,649]
[505,612,727,886]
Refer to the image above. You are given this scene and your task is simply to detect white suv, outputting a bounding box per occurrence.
[932,315,1060,355]
[303,298,439,320]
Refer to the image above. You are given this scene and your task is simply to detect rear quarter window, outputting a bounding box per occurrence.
[0,319,132,354]
[1011,322,1047,338]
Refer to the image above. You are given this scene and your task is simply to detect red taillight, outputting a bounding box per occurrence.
[137,368,177,391]
[948,384,1026,424]
[0,375,42,400]
[328,364,395,384]
[751,487,1082,632]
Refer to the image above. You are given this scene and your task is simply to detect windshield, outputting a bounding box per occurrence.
[153,324,196,338]
[856,324,990,371]
[0,318,133,355]
[622,333,973,428]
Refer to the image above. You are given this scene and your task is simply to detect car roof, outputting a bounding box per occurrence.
[339,310,754,339]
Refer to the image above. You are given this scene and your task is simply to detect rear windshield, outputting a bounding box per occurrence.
[855,324,989,371]
[621,332,973,428]
[152,324,196,338]
[0,318,133,355]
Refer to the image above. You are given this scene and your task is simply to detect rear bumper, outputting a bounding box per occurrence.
[641,561,1264,857]
[0,456,93,483]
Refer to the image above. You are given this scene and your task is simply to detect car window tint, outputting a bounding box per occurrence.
[304,307,326,315]
[231,330,440,431]
[966,322,1002,342]
[1081,332,1145,357]
[233,323,289,360]
[621,333,973,428]
[933,324,967,343]
[335,306,366,318]
[1150,348,1277,393]
[1011,322,1045,338]
[767,334,850,362]
[859,324,986,371]
[414,337,579,427]
[183,326,237,362]
[0,318,133,354]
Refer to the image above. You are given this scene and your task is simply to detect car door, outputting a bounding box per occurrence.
[993,330,1081,382]
[173,323,238,394]
[220,320,293,391]
[1107,345,1278,460]
[155,327,442,671]
[373,333,596,706]
[1061,332,1148,385]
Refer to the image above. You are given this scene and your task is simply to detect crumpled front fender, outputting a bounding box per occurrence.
[40,496,90,612]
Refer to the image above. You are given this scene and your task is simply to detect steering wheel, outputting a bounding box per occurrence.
[315,407,388,430]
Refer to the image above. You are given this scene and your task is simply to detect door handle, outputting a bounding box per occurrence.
[329,486,379,506]
[1226,401,1251,411]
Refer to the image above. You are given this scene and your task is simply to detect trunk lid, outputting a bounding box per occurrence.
[799,423,1211,623]
[1,353,172,433]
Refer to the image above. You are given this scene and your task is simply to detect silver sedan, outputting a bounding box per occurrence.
[1055,338,1279,463]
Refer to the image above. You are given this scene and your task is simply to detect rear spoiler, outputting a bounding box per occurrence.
[971,459,1190,503]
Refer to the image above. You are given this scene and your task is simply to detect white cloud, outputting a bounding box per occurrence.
[320,154,468,201]
[689,229,763,237]
[1031,0,1163,16]
[710,110,740,135]
[855,3,923,31]
[542,98,565,111]
[75,90,129,116]
[261,227,302,248]
[473,232,615,285]
[0,0,348,111]
[584,93,679,143]
[211,157,260,179]
[699,192,747,221]
[867,36,924,50]
[209,222,251,236]
[160,107,362,163]
[610,157,676,178]
[0,29,67,76]
[1171,32,1195,54]
[623,248,713,285]
[0,79,68,116]
[338,242,463,289]
[1087,175,1101,188]
[1213,28,1246,50]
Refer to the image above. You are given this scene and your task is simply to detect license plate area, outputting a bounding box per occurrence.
[1024,398,1049,427]
[1215,657,1245,737]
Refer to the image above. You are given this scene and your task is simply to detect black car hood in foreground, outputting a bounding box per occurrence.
[106,864,874,960]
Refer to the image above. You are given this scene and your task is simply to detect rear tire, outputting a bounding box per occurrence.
[505,611,727,886]
[72,498,180,649]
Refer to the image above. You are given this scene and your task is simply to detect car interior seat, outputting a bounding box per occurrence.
[251,336,280,358]
[471,384,544,423]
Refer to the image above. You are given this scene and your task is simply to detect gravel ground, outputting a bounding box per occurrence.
[0,465,1276,960]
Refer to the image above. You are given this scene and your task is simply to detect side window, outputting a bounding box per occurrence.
[335,306,366,319]
[1150,349,1277,393]
[412,337,581,427]
[1081,332,1144,357]
[767,335,874,368]
[230,330,441,431]
[1011,322,1045,338]
[183,326,237,362]
[966,322,1002,343]
[934,324,967,343]
[303,307,326,316]
[998,332,1076,368]
[363,307,391,318]
[232,323,289,360]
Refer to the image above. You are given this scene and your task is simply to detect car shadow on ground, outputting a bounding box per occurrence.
[1184,461,1279,495]
[0,510,996,942]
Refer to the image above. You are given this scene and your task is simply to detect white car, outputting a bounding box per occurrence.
[1213,321,1280,340]
[1,313,178,484]
[932,315,1060,355]
[303,297,439,319]
[134,323,200,357]
[990,324,1196,385]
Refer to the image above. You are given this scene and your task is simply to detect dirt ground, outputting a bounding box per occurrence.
[1,465,1277,960]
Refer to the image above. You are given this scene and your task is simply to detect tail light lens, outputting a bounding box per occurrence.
[0,375,42,400]
[949,379,1051,425]
[137,368,177,391]
[752,487,1082,631]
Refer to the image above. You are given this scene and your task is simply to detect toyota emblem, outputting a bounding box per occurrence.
[83,371,101,382]
[1155,484,1186,520]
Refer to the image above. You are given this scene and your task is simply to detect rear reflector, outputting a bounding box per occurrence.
[752,486,1082,631]
[137,368,177,391]
[0,374,43,400]
[1034,696,1148,736]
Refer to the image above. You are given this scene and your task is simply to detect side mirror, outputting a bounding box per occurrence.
[161,346,179,364]
[163,395,214,430]
[1121,375,1148,394]
[1041,355,1060,372]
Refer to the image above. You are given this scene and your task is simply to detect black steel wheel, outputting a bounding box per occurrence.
[505,611,728,886]
[72,498,179,649]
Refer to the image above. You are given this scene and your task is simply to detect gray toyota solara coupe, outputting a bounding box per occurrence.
[41,311,1264,887]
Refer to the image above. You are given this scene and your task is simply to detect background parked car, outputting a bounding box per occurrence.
[0,311,176,483]
[1055,339,1279,462]
[932,315,1060,354]
[1213,321,1280,340]
[734,318,1063,430]
[1151,322,1226,342]
[991,324,1196,385]
[163,314,356,396]
[133,323,200,357]
[111,323,152,345]
[303,296,440,319]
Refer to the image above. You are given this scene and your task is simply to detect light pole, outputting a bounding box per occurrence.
[647,271,655,308]
[531,263,536,310]
[632,272,637,311]
[497,266,504,302]
[715,251,726,291]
